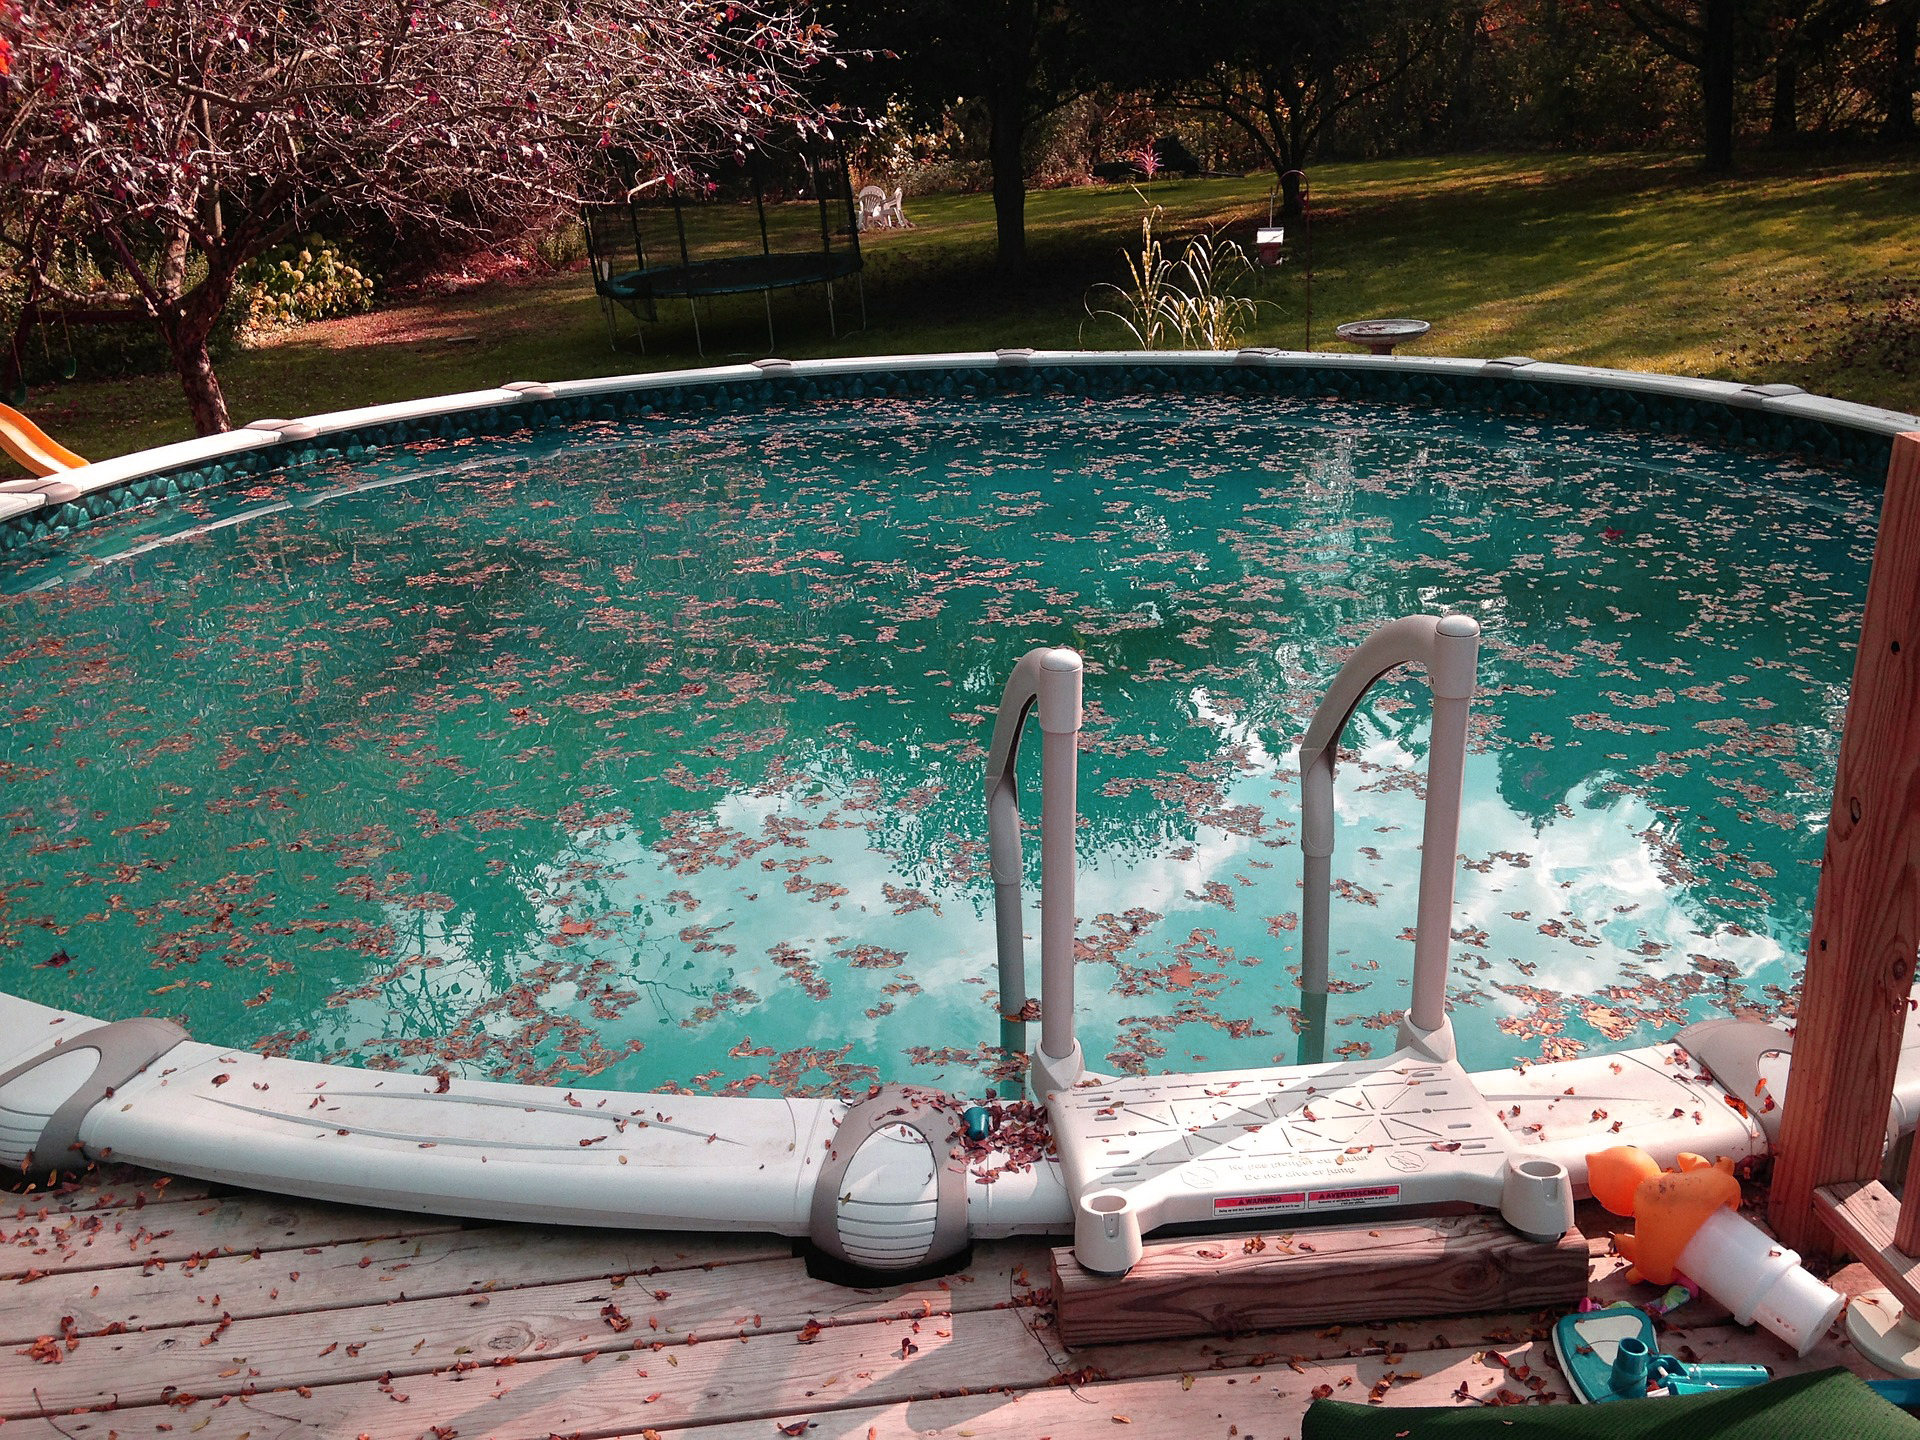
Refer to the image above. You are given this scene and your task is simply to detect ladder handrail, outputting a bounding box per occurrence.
[983,648,1084,1084]
[1298,614,1480,1064]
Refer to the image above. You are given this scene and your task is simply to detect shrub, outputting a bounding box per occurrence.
[533,219,588,273]
[239,236,375,334]
[1026,96,1099,189]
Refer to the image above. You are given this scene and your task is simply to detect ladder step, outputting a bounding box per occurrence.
[1049,1055,1515,1244]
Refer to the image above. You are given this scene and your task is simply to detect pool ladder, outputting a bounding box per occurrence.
[984,615,1574,1275]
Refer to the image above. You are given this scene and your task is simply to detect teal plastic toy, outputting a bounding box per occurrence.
[1552,1306,1771,1402]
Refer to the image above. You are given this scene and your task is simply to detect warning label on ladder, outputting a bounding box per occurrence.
[1212,1183,1401,1217]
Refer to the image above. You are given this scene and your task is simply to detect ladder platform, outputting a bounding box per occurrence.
[1051,1052,1512,1207]
[1048,1049,1567,1273]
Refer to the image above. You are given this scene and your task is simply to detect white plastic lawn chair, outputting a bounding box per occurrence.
[857,186,887,232]
[883,187,912,228]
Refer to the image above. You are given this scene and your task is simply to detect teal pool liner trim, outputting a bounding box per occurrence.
[3,351,1914,557]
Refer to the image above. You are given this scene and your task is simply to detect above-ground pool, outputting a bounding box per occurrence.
[0,355,1907,1104]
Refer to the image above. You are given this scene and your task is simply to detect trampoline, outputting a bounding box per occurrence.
[584,140,864,358]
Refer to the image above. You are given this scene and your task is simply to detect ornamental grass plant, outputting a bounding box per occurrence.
[1083,203,1263,351]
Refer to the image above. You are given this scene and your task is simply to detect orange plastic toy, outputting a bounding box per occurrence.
[1587,1144,1740,1286]
[1587,1143,1844,1356]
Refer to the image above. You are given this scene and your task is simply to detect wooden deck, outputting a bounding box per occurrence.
[0,1168,1890,1439]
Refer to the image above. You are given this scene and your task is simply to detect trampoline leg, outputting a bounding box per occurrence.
[599,297,618,352]
[689,297,705,359]
[763,289,776,356]
[857,273,867,332]
[825,279,837,340]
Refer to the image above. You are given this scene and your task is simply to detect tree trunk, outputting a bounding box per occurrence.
[1770,58,1797,137]
[1890,1,1918,141]
[988,98,1029,279]
[1312,50,1340,157]
[1278,168,1306,223]
[172,330,231,436]
[1451,8,1482,144]
[985,0,1038,281]
[1703,0,1737,170]
[161,254,247,436]
[164,284,236,436]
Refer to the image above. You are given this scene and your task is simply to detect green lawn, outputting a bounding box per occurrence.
[16,149,1920,471]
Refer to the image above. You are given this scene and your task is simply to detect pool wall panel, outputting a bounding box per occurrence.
[6,353,1914,557]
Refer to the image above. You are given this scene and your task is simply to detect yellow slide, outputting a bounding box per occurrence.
[0,402,87,477]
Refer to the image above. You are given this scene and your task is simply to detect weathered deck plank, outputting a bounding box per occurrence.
[1,1193,465,1281]
[0,1243,1053,1416]
[4,1168,214,1215]
[656,1343,1561,1438]
[0,1166,1856,1440]
[0,1211,1672,1421]
[644,1322,1873,1439]
[0,1223,793,1344]
[1,1304,1054,1438]
[0,1289,1563,1437]
[0,1314,1860,1440]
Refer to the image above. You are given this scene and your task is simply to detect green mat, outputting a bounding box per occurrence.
[1302,1368,1920,1439]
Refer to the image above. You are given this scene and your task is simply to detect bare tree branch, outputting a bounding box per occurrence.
[0,0,844,431]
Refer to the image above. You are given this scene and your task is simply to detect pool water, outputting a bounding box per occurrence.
[0,390,1875,1097]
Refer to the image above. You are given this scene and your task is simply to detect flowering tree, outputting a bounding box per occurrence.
[0,0,838,434]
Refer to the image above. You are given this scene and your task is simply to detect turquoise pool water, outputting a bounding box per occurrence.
[0,390,1875,1096]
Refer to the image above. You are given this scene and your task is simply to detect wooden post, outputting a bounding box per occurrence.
[1770,432,1920,1255]
[1897,1123,1920,1255]
[1049,1214,1588,1349]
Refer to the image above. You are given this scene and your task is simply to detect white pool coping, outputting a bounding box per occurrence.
[1,351,1913,531]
